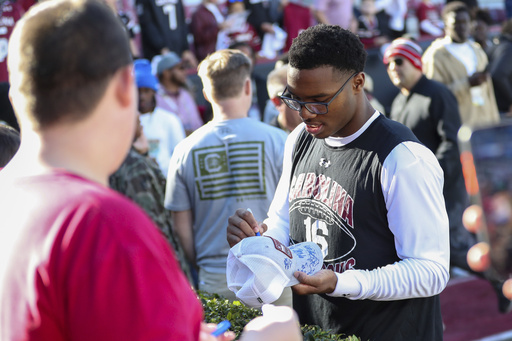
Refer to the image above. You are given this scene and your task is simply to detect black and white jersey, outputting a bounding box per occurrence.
[286,114,445,340]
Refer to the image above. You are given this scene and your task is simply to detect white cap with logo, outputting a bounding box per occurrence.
[226,236,323,308]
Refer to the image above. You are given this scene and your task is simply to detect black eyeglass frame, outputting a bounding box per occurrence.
[279,72,359,115]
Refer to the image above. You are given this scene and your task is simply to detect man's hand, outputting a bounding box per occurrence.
[240,304,302,341]
[468,71,488,87]
[226,208,267,247]
[260,22,275,34]
[291,269,337,295]
[199,322,235,341]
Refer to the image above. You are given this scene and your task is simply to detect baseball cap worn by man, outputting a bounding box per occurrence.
[227,236,323,308]
[134,59,158,91]
[156,52,182,75]
[382,38,423,70]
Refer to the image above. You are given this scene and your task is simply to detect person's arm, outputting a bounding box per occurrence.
[172,209,196,265]
[165,111,186,156]
[419,19,444,36]
[227,125,303,247]
[164,142,195,260]
[294,141,450,299]
[490,45,512,110]
[346,142,449,299]
[240,305,302,341]
[430,87,463,184]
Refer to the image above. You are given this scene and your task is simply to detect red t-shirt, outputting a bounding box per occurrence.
[0,170,203,340]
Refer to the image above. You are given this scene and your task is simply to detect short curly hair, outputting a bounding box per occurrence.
[288,25,367,76]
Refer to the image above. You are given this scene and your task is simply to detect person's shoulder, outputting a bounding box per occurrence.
[386,140,440,173]
[110,149,162,190]
[73,179,161,244]
[252,119,288,135]
[418,76,453,95]
[371,115,419,145]
[423,37,448,55]
[427,78,457,102]
[468,39,485,52]
[243,119,288,144]
[76,176,147,216]
[171,123,212,155]
[22,171,150,225]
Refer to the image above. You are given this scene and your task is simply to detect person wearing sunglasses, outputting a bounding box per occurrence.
[386,38,512,314]
[227,24,450,340]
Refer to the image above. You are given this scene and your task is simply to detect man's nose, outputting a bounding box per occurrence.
[299,106,317,120]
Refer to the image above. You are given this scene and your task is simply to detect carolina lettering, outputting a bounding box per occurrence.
[290,173,354,228]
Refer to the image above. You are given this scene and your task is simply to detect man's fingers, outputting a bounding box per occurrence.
[226,209,260,247]
[291,270,337,295]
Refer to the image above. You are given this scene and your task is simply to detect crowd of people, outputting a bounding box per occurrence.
[2,0,512,339]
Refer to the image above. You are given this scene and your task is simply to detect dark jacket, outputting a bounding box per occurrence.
[390,75,471,268]
[489,35,512,113]
[136,0,189,60]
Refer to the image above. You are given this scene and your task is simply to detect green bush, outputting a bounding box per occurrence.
[198,291,360,341]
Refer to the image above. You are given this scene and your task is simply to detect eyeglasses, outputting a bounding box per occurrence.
[279,72,358,115]
[386,58,404,68]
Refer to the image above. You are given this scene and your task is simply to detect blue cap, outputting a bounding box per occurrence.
[134,59,158,91]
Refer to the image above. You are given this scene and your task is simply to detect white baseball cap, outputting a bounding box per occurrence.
[226,236,323,308]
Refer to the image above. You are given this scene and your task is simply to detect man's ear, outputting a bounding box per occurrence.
[244,77,252,96]
[116,65,136,108]
[202,88,212,104]
[353,72,365,94]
